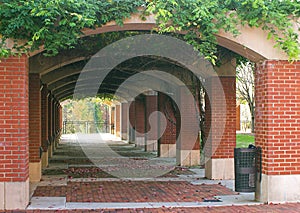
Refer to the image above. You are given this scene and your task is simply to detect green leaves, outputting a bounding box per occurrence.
[0,0,145,56]
[0,0,299,61]
[148,0,300,62]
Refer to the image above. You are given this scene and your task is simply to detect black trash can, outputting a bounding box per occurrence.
[234,147,257,192]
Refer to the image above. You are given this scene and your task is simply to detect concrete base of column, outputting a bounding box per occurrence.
[205,158,234,180]
[176,150,200,166]
[256,174,300,203]
[54,137,60,150]
[146,140,157,152]
[136,137,145,148]
[41,151,49,168]
[0,179,29,210]
[54,139,57,150]
[29,162,41,182]
[159,144,176,157]
[121,133,128,141]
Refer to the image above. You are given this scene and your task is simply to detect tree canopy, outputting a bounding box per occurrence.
[0,0,299,62]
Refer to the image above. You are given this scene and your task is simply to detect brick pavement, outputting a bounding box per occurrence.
[2,203,300,213]
[33,181,236,202]
[18,134,300,212]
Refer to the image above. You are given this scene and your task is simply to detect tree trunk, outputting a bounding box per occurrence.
[249,103,255,133]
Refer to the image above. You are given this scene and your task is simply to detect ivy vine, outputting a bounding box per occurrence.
[0,0,299,62]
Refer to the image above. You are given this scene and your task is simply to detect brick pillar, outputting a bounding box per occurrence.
[145,94,158,152]
[54,102,60,149]
[51,99,55,152]
[158,92,176,157]
[29,73,42,182]
[110,106,115,134]
[255,60,300,203]
[59,105,62,131]
[48,95,53,157]
[115,104,121,137]
[0,55,29,209]
[41,85,49,168]
[135,96,146,149]
[121,102,128,141]
[52,100,56,142]
[204,76,236,179]
[58,104,62,135]
[176,86,200,166]
[128,101,136,143]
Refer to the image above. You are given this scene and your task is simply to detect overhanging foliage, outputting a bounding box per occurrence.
[0,0,299,61]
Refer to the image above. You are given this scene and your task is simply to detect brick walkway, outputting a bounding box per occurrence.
[18,134,300,212]
[33,181,236,202]
[2,203,300,213]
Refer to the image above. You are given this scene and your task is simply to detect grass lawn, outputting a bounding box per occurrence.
[236,133,255,148]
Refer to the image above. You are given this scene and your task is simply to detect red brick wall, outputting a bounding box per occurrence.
[59,105,62,130]
[41,86,48,151]
[128,101,136,142]
[48,96,53,142]
[205,77,236,159]
[29,74,41,163]
[54,102,59,134]
[0,55,29,182]
[135,96,145,137]
[158,93,176,145]
[52,100,56,137]
[145,95,158,140]
[110,107,115,134]
[256,60,300,175]
[121,103,128,140]
[115,104,121,137]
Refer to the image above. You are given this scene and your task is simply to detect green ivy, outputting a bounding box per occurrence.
[0,0,299,61]
[148,0,300,62]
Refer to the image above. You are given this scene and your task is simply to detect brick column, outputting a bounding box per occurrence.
[145,93,158,152]
[255,60,300,203]
[29,73,42,182]
[110,106,115,134]
[54,102,60,149]
[115,104,121,137]
[59,105,62,131]
[48,95,53,157]
[51,99,55,152]
[158,92,176,157]
[128,101,136,143]
[135,96,146,149]
[176,86,200,166]
[121,102,128,141]
[52,100,56,143]
[41,85,49,168]
[204,76,236,179]
[0,55,29,209]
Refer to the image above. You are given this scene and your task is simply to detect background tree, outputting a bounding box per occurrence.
[236,61,255,133]
[62,97,112,133]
